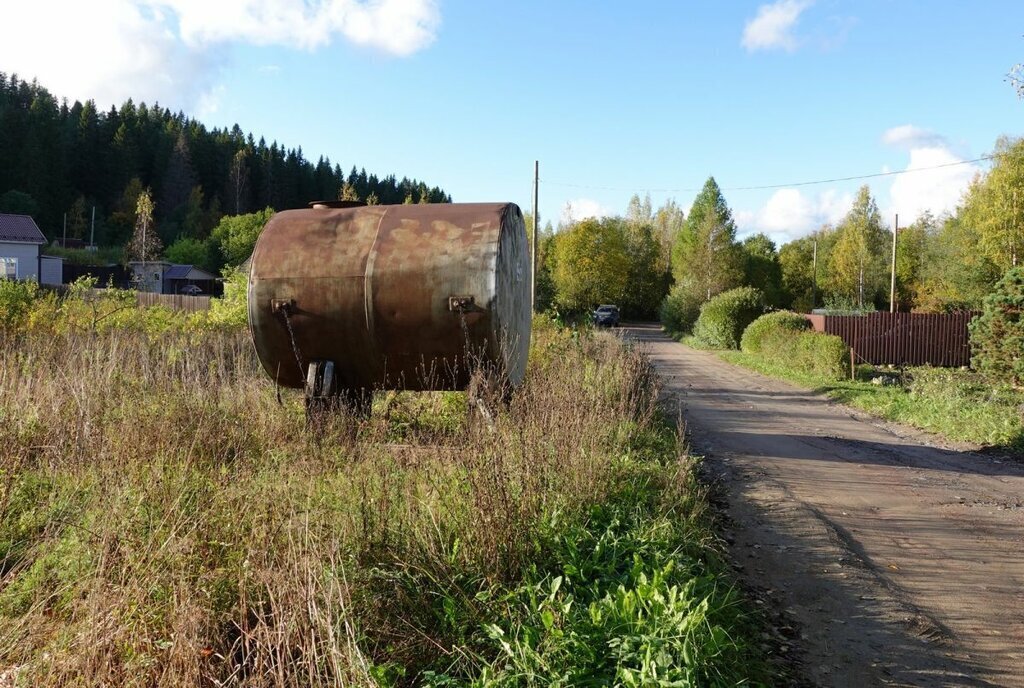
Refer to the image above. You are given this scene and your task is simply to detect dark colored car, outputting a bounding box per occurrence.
[592,304,620,327]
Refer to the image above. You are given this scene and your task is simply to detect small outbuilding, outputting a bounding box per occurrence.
[128,261,220,295]
[39,255,64,285]
[163,264,218,295]
[0,213,48,281]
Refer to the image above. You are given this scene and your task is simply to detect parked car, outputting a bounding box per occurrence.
[179,284,203,295]
[592,304,620,327]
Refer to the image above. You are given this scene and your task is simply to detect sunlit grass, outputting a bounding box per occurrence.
[0,316,774,686]
[718,350,1024,451]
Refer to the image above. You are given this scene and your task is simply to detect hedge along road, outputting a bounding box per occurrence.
[625,324,1024,687]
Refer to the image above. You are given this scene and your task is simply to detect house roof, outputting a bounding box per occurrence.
[164,264,193,280]
[0,214,46,244]
[165,264,217,281]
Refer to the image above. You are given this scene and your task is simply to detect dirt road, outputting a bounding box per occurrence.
[626,324,1024,687]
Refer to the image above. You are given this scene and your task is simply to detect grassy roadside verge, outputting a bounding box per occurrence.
[420,425,772,686]
[716,349,1024,453]
[0,313,774,686]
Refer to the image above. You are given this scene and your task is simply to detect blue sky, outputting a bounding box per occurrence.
[3,1,1023,244]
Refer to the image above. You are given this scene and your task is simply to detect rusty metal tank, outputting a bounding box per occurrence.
[247,202,530,396]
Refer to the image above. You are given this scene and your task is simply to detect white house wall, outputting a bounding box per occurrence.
[0,241,40,280]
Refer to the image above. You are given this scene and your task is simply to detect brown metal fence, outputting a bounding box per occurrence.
[134,292,212,311]
[805,312,978,367]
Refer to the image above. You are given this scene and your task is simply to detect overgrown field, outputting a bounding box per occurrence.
[0,304,772,686]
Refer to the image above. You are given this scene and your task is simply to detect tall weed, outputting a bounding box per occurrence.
[0,319,770,685]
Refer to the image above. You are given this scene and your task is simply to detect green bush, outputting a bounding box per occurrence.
[739,309,849,380]
[211,208,275,266]
[969,266,1024,386]
[43,245,123,266]
[201,267,249,329]
[0,274,251,337]
[787,331,849,380]
[164,236,217,272]
[0,279,40,331]
[691,287,764,350]
[752,328,848,381]
[740,310,810,353]
[821,293,875,315]
[659,284,703,335]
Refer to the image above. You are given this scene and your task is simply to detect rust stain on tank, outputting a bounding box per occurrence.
[247,202,530,394]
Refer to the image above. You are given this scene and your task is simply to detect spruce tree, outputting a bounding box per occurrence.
[671,177,743,301]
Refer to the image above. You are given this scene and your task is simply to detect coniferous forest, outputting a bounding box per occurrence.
[0,73,451,247]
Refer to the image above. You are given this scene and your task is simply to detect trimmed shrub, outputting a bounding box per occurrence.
[740,309,849,380]
[692,287,765,350]
[755,328,849,381]
[788,331,849,380]
[659,285,703,335]
[740,310,810,353]
[969,266,1024,386]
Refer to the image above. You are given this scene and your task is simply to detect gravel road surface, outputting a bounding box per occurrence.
[626,324,1024,687]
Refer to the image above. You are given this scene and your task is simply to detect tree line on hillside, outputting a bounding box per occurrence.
[0,73,450,254]
[536,135,1024,324]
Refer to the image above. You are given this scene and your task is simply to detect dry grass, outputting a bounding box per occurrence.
[0,321,661,686]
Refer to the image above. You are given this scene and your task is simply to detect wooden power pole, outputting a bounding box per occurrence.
[532,160,539,312]
[889,214,899,313]
[811,239,818,309]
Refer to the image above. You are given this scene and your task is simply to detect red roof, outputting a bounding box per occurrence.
[0,214,46,244]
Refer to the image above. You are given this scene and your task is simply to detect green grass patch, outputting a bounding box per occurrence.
[417,427,773,687]
[718,349,1024,452]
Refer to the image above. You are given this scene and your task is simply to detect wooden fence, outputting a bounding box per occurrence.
[134,292,212,312]
[39,285,213,312]
[805,312,977,367]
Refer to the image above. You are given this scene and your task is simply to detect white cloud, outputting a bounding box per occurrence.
[195,84,227,119]
[162,0,439,55]
[738,188,853,243]
[742,0,813,52]
[881,124,948,150]
[0,1,212,109]
[886,144,979,223]
[561,198,610,224]
[738,126,980,243]
[0,0,439,111]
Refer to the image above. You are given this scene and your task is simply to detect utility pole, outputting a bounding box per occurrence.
[811,238,818,310]
[889,213,899,313]
[89,206,96,249]
[859,262,865,311]
[1007,194,1015,270]
[141,211,148,292]
[62,212,67,247]
[532,160,539,312]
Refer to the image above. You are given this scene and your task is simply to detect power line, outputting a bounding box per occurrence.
[729,155,994,191]
[541,154,995,195]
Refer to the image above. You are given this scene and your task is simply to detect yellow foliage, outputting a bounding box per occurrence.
[1,274,249,339]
